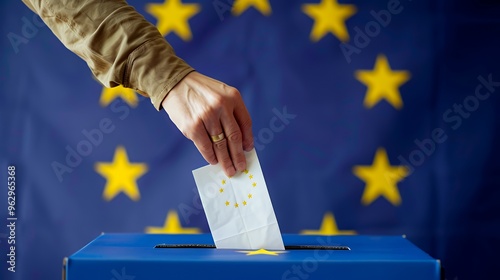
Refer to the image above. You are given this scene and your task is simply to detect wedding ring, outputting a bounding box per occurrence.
[210,132,225,143]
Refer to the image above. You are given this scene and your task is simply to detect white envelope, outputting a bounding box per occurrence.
[192,149,285,250]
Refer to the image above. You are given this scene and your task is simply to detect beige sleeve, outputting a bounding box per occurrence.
[22,0,195,110]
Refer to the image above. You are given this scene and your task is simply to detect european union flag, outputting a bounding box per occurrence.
[1,0,499,279]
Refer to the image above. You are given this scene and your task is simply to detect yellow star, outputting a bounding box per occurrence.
[249,174,254,179]
[252,182,257,187]
[238,249,285,256]
[353,148,409,206]
[225,200,230,206]
[146,0,200,41]
[219,188,224,193]
[145,210,201,234]
[222,179,226,185]
[302,0,357,42]
[95,146,148,201]
[248,193,252,199]
[243,200,247,206]
[232,0,271,16]
[355,54,411,109]
[301,212,356,235]
[243,169,249,174]
[234,202,239,208]
[99,85,138,107]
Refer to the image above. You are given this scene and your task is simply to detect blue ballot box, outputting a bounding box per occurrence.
[64,234,441,280]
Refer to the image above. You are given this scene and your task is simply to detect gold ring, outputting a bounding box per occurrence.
[210,132,225,143]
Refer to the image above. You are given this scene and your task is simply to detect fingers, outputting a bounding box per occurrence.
[233,96,254,151]
[213,138,236,177]
[221,110,247,173]
[189,120,218,165]
[204,116,237,177]
[167,73,252,177]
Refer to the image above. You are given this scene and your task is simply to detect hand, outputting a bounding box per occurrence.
[162,71,254,177]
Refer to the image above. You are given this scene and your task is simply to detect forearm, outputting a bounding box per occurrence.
[22,0,194,110]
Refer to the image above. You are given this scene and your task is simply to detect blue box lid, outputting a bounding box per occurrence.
[65,234,441,280]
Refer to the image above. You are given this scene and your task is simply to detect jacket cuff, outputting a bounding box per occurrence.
[124,37,195,111]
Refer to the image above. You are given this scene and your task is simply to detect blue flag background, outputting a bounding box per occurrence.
[1,0,500,279]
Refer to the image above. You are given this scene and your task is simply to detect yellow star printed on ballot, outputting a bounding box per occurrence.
[353,148,409,206]
[355,54,411,109]
[232,0,272,16]
[99,85,138,107]
[302,0,357,42]
[146,0,200,41]
[95,146,148,201]
[238,249,286,256]
[301,212,356,235]
[145,210,201,234]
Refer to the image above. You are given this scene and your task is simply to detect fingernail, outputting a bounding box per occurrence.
[227,166,236,177]
[236,162,246,171]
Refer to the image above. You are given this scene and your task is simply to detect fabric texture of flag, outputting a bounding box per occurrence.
[1,0,500,280]
[193,149,284,250]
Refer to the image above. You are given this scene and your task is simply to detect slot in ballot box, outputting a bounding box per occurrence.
[63,233,441,280]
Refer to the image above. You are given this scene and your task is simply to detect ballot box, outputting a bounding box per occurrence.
[63,233,441,280]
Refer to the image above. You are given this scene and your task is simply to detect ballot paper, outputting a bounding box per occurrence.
[193,149,285,250]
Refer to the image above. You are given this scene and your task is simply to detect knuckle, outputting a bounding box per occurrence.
[210,93,225,108]
[198,142,213,153]
[199,110,214,123]
[191,118,204,132]
[227,130,242,143]
[221,84,240,99]
[182,118,204,140]
[227,87,240,98]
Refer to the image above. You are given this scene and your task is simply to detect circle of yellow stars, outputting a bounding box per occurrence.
[219,169,257,208]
